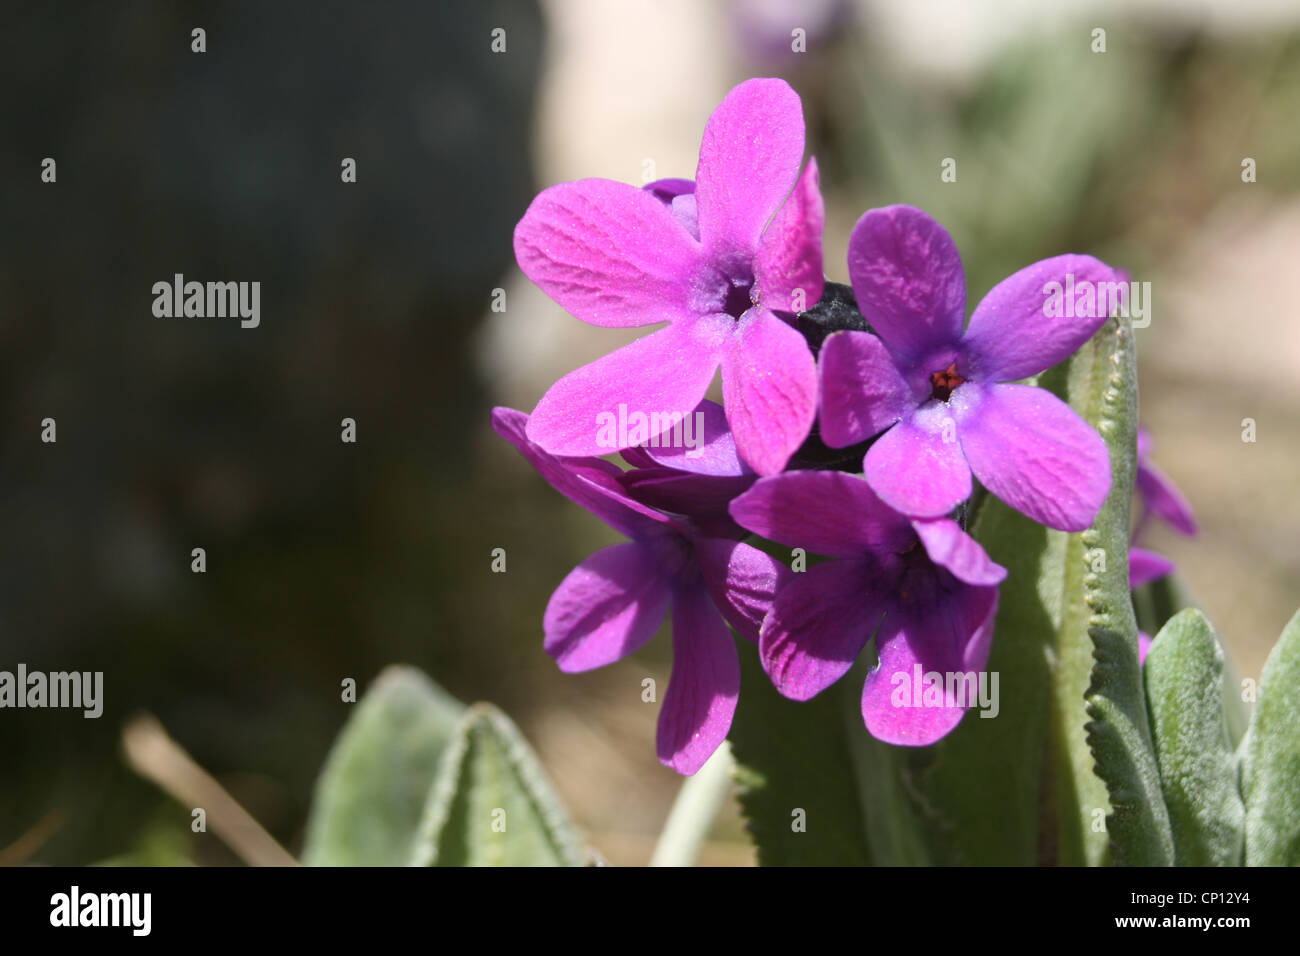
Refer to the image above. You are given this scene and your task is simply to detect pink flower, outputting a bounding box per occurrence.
[514,78,824,477]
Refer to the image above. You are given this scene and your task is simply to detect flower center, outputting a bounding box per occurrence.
[723,277,755,319]
[929,362,965,402]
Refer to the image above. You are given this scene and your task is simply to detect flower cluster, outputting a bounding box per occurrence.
[497,78,1126,774]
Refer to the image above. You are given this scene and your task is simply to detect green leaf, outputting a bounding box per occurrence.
[411,703,584,866]
[1143,609,1244,865]
[302,666,464,866]
[1136,574,1249,748]
[729,640,931,865]
[1077,312,1174,866]
[1241,608,1300,866]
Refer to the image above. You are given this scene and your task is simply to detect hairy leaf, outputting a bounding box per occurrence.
[1241,608,1300,866]
[411,703,583,866]
[1144,610,1244,865]
[302,666,464,866]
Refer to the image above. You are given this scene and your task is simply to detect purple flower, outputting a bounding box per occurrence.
[818,205,1121,531]
[514,78,824,477]
[1135,425,1198,540]
[492,407,789,774]
[729,470,1006,746]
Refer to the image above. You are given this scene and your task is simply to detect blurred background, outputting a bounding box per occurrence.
[1,0,1296,866]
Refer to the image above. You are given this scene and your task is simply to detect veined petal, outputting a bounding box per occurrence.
[952,383,1110,533]
[657,576,741,775]
[759,557,887,700]
[912,517,1007,586]
[861,583,998,746]
[754,157,825,312]
[526,316,728,458]
[492,406,676,540]
[863,402,972,519]
[962,254,1125,382]
[543,542,673,673]
[514,178,709,328]
[696,538,791,643]
[846,205,966,363]
[729,471,915,558]
[695,78,805,260]
[720,309,817,476]
[818,330,916,448]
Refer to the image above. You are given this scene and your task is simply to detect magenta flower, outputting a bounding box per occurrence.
[492,407,789,774]
[1135,425,1198,540]
[818,205,1121,531]
[514,78,824,477]
[729,470,1006,746]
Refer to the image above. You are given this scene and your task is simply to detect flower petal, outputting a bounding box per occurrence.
[642,179,700,241]
[911,517,1007,586]
[863,402,972,519]
[618,467,754,529]
[514,178,709,328]
[694,78,805,259]
[846,205,966,362]
[720,309,818,475]
[862,582,998,746]
[634,399,749,476]
[543,542,674,673]
[1138,631,1153,665]
[760,557,887,700]
[643,178,695,202]
[1129,547,1175,589]
[962,254,1125,382]
[696,538,791,643]
[526,316,727,458]
[729,471,914,558]
[754,157,825,312]
[1137,461,1199,537]
[952,383,1110,533]
[818,330,917,448]
[657,576,741,775]
[492,406,675,540]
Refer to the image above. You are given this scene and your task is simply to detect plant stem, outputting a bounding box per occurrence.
[649,741,734,867]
